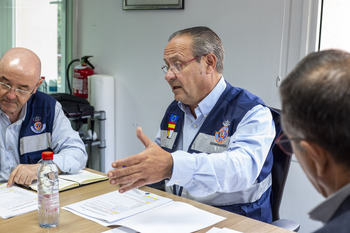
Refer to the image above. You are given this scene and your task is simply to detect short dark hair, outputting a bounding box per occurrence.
[169,26,225,74]
[280,49,350,167]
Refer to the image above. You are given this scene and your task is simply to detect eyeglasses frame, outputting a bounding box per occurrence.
[0,78,41,97]
[275,133,304,156]
[161,54,207,74]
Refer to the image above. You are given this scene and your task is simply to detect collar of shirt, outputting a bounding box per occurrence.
[175,77,226,151]
[178,76,227,120]
[0,103,27,126]
[309,182,350,223]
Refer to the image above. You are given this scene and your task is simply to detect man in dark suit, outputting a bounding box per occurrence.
[279,49,350,232]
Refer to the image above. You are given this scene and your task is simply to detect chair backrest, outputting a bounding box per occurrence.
[271,130,293,221]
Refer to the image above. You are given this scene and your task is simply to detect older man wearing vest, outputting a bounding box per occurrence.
[107,27,279,223]
[0,47,87,187]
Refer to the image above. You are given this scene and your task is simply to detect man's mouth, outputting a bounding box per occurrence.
[173,86,181,90]
[2,99,17,105]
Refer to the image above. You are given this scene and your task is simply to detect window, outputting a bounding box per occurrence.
[319,0,350,51]
[0,0,72,93]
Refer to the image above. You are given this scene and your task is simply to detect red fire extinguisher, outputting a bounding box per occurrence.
[72,56,94,98]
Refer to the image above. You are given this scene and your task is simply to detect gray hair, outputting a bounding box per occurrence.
[280,49,350,167]
[169,26,225,74]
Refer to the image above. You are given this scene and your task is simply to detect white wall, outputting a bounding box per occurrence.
[74,0,324,232]
[75,0,290,161]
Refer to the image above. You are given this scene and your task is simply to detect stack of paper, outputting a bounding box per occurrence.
[0,183,38,219]
[63,189,226,233]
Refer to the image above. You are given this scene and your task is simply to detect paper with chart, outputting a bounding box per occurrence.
[0,183,38,219]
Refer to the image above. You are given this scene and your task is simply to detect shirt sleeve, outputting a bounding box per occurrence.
[51,101,88,173]
[166,105,276,197]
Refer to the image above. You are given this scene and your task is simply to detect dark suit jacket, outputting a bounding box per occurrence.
[313,195,350,233]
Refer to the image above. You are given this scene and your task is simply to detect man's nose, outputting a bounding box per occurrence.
[6,88,17,99]
[164,68,176,81]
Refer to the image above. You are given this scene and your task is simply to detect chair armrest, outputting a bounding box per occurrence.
[271,219,300,232]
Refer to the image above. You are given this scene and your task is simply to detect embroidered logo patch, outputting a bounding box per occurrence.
[215,120,230,143]
[31,116,46,133]
[167,114,179,139]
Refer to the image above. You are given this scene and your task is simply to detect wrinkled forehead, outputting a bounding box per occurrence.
[164,35,193,61]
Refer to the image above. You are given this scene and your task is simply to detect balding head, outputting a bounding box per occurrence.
[0,47,42,122]
[0,47,41,82]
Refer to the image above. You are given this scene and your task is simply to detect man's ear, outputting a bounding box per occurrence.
[300,140,330,177]
[205,53,217,73]
[32,78,43,94]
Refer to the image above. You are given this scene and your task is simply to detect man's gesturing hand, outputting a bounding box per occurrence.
[107,127,173,193]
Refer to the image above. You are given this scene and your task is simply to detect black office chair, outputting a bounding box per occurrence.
[270,129,300,231]
[270,139,299,231]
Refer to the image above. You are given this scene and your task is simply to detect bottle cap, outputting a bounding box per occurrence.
[42,151,53,160]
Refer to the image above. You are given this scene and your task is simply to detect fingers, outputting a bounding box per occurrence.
[109,167,147,193]
[7,168,31,187]
[110,154,143,172]
[110,127,151,169]
[7,164,39,187]
[109,170,140,188]
[107,156,151,193]
[108,127,172,193]
[136,127,152,148]
[108,165,138,185]
[119,179,146,193]
[7,168,18,187]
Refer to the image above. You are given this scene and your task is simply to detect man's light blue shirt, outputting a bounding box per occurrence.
[156,77,275,197]
[0,101,87,183]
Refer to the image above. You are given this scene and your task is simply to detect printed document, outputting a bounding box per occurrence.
[63,189,172,223]
[63,189,226,233]
[0,183,37,219]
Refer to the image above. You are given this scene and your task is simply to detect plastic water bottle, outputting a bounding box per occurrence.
[48,79,57,93]
[37,151,59,228]
[38,76,47,93]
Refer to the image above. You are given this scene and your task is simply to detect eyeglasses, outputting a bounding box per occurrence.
[0,81,38,97]
[161,54,205,74]
[275,133,303,156]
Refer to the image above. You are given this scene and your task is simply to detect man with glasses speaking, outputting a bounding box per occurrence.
[108,26,280,223]
[0,47,87,187]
